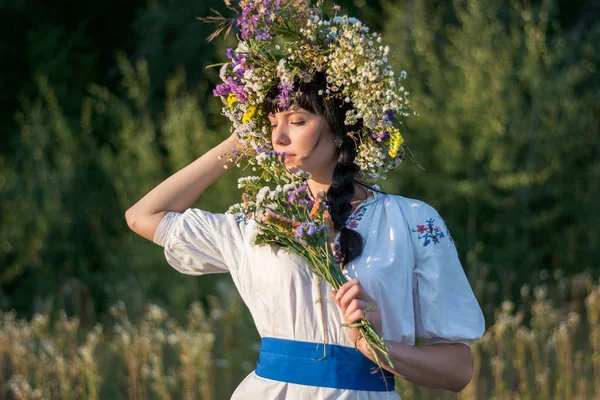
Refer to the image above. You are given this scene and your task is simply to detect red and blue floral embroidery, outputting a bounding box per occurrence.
[413,218,446,247]
[234,213,250,223]
[345,204,369,229]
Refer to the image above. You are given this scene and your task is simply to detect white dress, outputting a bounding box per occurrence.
[153,189,486,399]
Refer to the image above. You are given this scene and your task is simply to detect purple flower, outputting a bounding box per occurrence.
[236,0,281,40]
[277,81,294,109]
[295,222,323,239]
[229,79,248,102]
[288,185,310,203]
[257,147,285,157]
[238,5,258,40]
[384,110,395,121]
[255,30,272,41]
[288,185,315,209]
[213,77,249,102]
[226,48,235,60]
[224,48,251,78]
[213,83,232,97]
[370,130,390,142]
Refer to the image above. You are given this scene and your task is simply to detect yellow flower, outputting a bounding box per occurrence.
[388,127,404,158]
[242,104,262,124]
[227,94,238,108]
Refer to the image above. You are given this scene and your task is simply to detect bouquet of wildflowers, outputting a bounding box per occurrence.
[227,150,394,369]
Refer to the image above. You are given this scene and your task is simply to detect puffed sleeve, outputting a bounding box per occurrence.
[407,200,485,346]
[152,208,249,275]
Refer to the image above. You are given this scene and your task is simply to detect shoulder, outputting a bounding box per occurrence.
[379,193,441,221]
[378,194,450,240]
[382,194,456,250]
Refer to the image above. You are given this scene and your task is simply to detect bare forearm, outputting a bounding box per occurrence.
[126,135,240,219]
[357,339,473,393]
[333,280,474,393]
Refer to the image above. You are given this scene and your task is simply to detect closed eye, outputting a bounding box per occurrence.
[270,121,305,128]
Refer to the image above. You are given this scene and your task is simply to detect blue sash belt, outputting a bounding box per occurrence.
[255,337,395,391]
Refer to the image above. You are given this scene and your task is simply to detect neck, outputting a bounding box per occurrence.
[306,178,331,199]
[306,174,371,203]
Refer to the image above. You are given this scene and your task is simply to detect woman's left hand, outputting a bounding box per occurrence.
[330,279,382,345]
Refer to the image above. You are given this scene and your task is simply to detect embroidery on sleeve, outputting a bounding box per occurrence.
[234,213,250,223]
[412,218,446,247]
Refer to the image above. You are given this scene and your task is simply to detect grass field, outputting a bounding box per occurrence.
[1,272,598,400]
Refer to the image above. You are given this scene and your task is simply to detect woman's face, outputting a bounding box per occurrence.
[268,106,337,181]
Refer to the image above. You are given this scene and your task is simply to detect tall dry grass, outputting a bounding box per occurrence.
[0,283,255,400]
[1,273,599,399]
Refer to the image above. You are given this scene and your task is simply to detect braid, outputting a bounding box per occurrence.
[327,164,355,230]
[326,138,364,267]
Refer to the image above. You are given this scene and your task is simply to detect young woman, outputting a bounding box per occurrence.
[125,75,486,399]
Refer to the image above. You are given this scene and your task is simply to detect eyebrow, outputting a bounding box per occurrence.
[268,110,309,118]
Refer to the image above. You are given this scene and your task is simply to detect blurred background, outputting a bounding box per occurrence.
[0,0,598,398]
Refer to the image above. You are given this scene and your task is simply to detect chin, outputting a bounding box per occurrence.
[285,164,309,175]
[284,159,327,180]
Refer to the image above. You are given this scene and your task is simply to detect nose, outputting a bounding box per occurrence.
[271,123,291,147]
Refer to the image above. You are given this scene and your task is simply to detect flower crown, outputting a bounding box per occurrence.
[206,0,413,181]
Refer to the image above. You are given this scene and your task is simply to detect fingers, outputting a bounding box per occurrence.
[330,279,377,325]
[334,279,361,302]
[346,308,365,325]
[339,284,361,310]
[345,299,370,321]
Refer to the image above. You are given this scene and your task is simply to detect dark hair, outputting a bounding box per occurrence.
[262,73,370,266]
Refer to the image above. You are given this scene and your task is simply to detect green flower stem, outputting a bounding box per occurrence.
[278,235,394,369]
